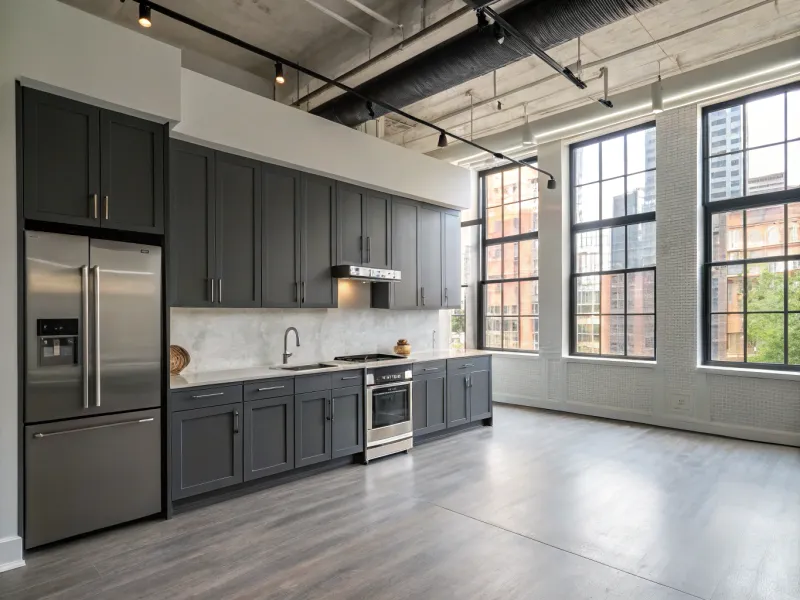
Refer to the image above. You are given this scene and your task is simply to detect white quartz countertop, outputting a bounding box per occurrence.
[170,349,491,390]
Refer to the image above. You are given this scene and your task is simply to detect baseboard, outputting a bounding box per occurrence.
[0,536,24,573]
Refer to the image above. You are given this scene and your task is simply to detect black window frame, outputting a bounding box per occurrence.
[478,158,540,353]
[702,81,800,371]
[569,122,658,360]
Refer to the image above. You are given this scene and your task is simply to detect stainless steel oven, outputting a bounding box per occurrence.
[364,364,413,462]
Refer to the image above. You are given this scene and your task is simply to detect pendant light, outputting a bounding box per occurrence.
[275,62,285,85]
[651,61,663,114]
[522,104,534,146]
[138,3,152,28]
[438,132,448,148]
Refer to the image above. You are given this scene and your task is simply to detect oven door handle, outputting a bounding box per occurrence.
[368,381,413,391]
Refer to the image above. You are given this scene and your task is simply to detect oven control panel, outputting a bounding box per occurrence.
[366,366,413,386]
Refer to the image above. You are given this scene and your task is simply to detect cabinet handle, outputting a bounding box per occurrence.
[103,196,109,220]
[301,281,305,304]
[191,392,225,399]
[421,286,425,306]
[326,399,331,421]
[445,287,448,306]
[423,367,439,372]
[92,194,98,219]
[257,385,285,391]
[294,281,298,303]
[459,363,474,369]
[234,410,240,433]
[218,279,223,304]
[209,279,215,304]
[340,376,359,380]
[366,236,371,263]
[466,375,472,388]
[331,398,336,422]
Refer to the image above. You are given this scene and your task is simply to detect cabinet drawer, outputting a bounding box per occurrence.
[413,360,446,377]
[243,378,295,402]
[295,373,333,394]
[447,356,490,374]
[171,385,243,412]
[331,370,363,389]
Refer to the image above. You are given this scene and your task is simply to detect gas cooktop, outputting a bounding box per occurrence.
[334,353,407,363]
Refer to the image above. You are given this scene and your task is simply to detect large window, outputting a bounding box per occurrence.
[704,84,800,369]
[569,124,657,359]
[480,162,539,352]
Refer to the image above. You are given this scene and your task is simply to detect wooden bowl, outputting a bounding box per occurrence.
[394,341,411,356]
[169,345,191,375]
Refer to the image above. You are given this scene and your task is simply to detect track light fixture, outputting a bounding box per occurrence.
[437,132,448,148]
[275,62,285,85]
[547,178,557,190]
[366,101,375,119]
[476,9,489,31]
[522,104,534,146]
[138,3,152,28]
[651,76,663,113]
[493,22,505,45]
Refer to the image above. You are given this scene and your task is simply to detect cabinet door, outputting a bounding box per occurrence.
[390,198,419,309]
[243,396,294,481]
[22,88,100,227]
[216,152,262,307]
[365,191,391,269]
[169,141,215,307]
[411,379,427,433]
[301,174,337,308]
[171,403,243,500]
[425,375,447,433]
[331,385,363,459]
[100,109,164,234]
[418,206,443,309]
[469,369,492,422]
[336,184,365,266]
[262,164,301,308]
[443,211,461,309]
[295,390,332,468]
[446,373,469,428]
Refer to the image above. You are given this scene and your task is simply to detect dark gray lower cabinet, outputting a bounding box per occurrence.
[446,373,470,428]
[243,396,294,481]
[469,369,492,421]
[171,403,243,500]
[331,385,363,458]
[295,390,332,468]
[412,375,446,436]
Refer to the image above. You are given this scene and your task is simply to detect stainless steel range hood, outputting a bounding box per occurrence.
[331,265,401,282]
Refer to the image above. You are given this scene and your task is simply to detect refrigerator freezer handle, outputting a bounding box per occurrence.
[93,265,101,407]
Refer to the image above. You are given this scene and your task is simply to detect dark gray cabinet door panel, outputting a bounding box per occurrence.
[443,211,461,309]
[412,379,426,433]
[262,164,301,308]
[469,369,492,422]
[301,174,337,308]
[331,385,363,459]
[100,109,164,234]
[295,390,332,468]
[336,184,365,265]
[23,88,100,227]
[426,375,447,433]
[216,152,262,307]
[446,373,469,428]
[418,206,443,309]
[365,191,391,269]
[244,396,294,481]
[389,198,419,309]
[169,141,215,307]
[171,403,243,500]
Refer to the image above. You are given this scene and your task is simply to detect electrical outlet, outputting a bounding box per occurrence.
[671,392,691,413]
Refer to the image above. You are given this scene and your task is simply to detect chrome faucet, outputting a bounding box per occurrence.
[283,327,300,364]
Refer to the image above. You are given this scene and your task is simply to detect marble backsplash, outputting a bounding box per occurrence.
[171,281,448,373]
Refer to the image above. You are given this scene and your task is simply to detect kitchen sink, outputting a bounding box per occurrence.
[272,363,338,372]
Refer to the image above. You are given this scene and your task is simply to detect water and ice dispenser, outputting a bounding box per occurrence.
[36,318,79,367]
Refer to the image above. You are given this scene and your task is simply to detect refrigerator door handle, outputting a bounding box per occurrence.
[33,417,155,438]
[81,266,90,409]
[92,265,101,407]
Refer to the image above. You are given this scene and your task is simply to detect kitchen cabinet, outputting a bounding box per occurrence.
[171,403,243,500]
[337,184,392,269]
[22,88,164,234]
[295,389,332,468]
[331,385,363,459]
[374,197,419,309]
[262,164,301,307]
[446,373,470,428]
[418,206,443,309]
[443,210,461,309]
[446,357,492,428]
[412,373,447,436]
[243,396,294,481]
[365,191,391,269]
[301,174,338,308]
[469,368,492,422]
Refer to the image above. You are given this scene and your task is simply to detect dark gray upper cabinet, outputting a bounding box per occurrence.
[418,206,443,309]
[169,141,215,307]
[443,210,461,309]
[336,184,365,266]
[301,174,337,308]
[331,385,363,459]
[380,197,419,309]
[446,373,469,428]
[243,395,294,481]
[100,109,164,234]
[364,191,391,269]
[413,373,447,436]
[295,390,332,468]
[171,403,243,500]
[262,164,301,308]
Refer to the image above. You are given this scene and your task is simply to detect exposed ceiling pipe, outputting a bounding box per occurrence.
[302,0,371,37]
[342,0,401,29]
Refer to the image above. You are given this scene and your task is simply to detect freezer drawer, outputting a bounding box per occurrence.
[25,409,161,549]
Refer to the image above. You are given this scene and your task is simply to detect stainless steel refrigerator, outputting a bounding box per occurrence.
[24,231,162,549]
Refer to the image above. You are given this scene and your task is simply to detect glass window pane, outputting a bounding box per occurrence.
[486,245,502,280]
[707,105,743,157]
[746,93,785,148]
[520,199,538,234]
[710,314,744,362]
[486,172,503,207]
[710,264,744,313]
[747,262,784,312]
[747,313,784,364]
[789,90,800,140]
[486,206,502,239]
[601,315,625,356]
[601,177,625,220]
[627,270,655,314]
[503,317,519,349]
[601,274,625,314]
[789,314,800,365]
[575,183,600,223]
[503,242,518,279]
[575,315,600,354]
[575,230,600,273]
[627,315,655,358]
[503,282,519,316]
[485,283,502,315]
[520,317,538,351]
[627,222,656,268]
[789,203,800,256]
[746,204,785,259]
[503,168,519,203]
[484,316,502,348]
[627,171,656,215]
[574,143,599,185]
[519,239,538,278]
[602,226,625,271]
[788,141,800,190]
[746,146,785,196]
[627,128,657,173]
[520,280,539,315]
[711,210,744,262]
[707,153,744,201]
[789,260,800,311]
[575,275,600,314]
[521,166,538,200]
[602,136,625,179]
[504,202,520,237]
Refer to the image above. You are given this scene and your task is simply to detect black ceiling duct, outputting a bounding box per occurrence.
[312,0,665,127]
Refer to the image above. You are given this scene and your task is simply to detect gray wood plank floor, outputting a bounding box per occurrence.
[2,405,799,600]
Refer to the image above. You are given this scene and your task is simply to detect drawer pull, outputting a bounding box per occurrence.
[340,376,359,381]
[423,367,439,372]
[33,418,154,438]
[257,385,285,391]
[191,392,225,399]
[459,363,474,369]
